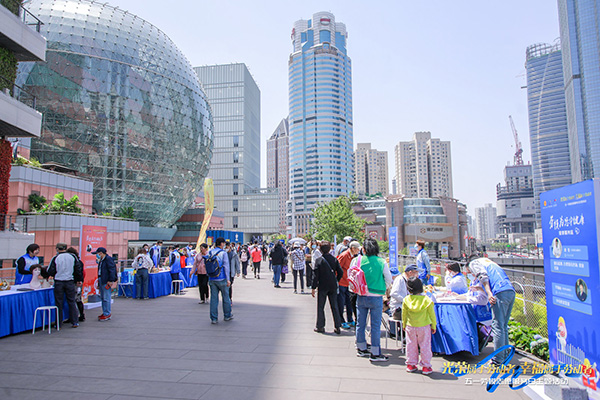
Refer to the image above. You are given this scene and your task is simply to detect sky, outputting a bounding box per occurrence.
[108,0,561,215]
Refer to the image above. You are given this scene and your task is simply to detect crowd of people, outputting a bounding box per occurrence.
[15,236,515,371]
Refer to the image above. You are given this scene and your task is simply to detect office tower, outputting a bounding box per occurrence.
[195,63,261,230]
[475,204,498,243]
[288,12,354,236]
[558,0,600,181]
[267,118,289,233]
[526,42,571,226]
[354,143,389,196]
[496,165,535,241]
[394,132,453,198]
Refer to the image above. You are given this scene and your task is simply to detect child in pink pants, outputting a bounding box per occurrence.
[402,278,437,374]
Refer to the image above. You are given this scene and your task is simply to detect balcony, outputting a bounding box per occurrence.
[0,0,46,62]
[0,74,42,137]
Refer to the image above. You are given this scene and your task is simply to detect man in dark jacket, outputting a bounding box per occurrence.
[47,242,83,328]
[93,247,117,321]
[269,241,288,288]
[311,241,343,334]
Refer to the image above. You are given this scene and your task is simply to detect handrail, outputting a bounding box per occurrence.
[0,73,37,109]
[1,0,44,32]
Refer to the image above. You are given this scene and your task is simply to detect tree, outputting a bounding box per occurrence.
[44,192,82,213]
[309,196,366,243]
[115,206,135,219]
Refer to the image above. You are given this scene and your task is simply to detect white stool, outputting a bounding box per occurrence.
[33,306,60,334]
[171,280,184,295]
[388,317,405,352]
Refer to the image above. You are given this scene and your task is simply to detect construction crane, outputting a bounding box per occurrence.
[509,115,523,166]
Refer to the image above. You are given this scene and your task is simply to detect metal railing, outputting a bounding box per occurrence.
[1,0,44,32]
[0,214,30,232]
[397,254,548,337]
[0,74,37,109]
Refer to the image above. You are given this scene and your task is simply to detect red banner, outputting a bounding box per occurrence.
[80,225,107,303]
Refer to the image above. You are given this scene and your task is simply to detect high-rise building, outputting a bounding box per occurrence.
[475,203,497,243]
[267,118,289,233]
[288,12,354,236]
[395,132,453,198]
[526,42,571,227]
[496,165,535,242]
[195,63,261,230]
[558,0,600,181]
[354,143,389,196]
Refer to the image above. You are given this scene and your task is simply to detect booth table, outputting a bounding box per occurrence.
[431,301,479,356]
[119,269,197,299]
[0,285,59,338]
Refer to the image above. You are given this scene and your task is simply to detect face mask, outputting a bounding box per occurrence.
[414,244,419,250]
[467,274,474,281]
[96,254,101,263]
[312,245,317,250]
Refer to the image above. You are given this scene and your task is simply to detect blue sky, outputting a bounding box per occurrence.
[110,0,560,215]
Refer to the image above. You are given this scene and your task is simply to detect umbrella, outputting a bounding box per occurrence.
[289,237,307,245]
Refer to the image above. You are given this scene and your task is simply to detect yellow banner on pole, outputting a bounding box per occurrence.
[196,178,214,252]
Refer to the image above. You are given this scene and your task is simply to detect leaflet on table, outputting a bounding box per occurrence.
[541,179,600,397]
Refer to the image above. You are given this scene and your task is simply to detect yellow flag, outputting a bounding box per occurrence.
[195,178,214,252]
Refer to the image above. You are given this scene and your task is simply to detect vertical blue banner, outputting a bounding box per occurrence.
[541,179,600,396]
[389,227,398,272]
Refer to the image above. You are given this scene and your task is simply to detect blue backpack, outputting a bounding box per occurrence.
[204,249,224,278]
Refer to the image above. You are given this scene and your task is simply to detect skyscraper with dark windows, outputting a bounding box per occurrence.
[558,0,600,181]
[526,42,571,226]
[287,12,354,236]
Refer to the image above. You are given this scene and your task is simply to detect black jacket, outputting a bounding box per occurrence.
[269,245,288,265]
[98,255,117,285]
[312,253,343,290]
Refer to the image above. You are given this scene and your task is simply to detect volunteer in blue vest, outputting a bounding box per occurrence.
[149,241,163,267]
[168,245,182,294]
[15,243,41,285]
[415,240,430,286]
[467,256,516,365]
[208,238,232,324]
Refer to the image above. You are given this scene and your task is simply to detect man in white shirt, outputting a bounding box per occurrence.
[389,264,419,321]
[47,243,83,328]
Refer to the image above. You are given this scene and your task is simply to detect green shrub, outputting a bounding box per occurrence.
[115,206,135,219]
[28,193,47,212]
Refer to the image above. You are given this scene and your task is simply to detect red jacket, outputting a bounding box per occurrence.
[337,249,353,287]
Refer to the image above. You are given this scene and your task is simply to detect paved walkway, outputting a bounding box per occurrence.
[0,261,532,400]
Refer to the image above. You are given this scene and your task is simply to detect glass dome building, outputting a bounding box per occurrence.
[16,0,213,227]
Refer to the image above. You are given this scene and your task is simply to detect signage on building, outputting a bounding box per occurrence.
[541,179,600,396]
[79,225,107,303]
[404,224,453,241]
[389,227,398,274]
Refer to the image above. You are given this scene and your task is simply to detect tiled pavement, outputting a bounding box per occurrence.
[0,261,533,399]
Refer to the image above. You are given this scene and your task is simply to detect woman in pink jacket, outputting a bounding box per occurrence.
[191,243,209,303]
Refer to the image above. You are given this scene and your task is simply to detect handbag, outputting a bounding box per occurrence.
[348,255,368,296]
[282,264,289,274]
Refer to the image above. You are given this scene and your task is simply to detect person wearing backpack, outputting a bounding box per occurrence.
[206,238,232,324]
[239,245,250,278]
[250,242,262,279]
[269,241,287,288]
[311,241,343,335]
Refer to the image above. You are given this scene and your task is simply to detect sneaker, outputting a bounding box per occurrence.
[406,364,418,372]
[350,321,356,327]
[314,328,325,333]
[98,314,111,321]
[71,323,79,328]
[356,349,370,358]
[422,367,433,375]
[334,328,341,335]
[370,354,389,362]
[211,320,218,324]
[257,275,260,279]
[293,290,297,294]
[224,316,234,321]
[78,316,85,322]
[301,290,305,294]
[341,322,351,329]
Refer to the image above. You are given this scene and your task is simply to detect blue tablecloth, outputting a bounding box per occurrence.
[431,302,479,355]
[181,267,198,288]
[0,287,64,337]
[119,270,188,298]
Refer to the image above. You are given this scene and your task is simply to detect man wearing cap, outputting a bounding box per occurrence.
[93,247,117,321]
[337,241,361,329]
[389,264,419,322]
[47,243,83,328]
[334,236,352,257]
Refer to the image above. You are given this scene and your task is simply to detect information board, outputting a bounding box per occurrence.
[541,179,599,395]
[389,227,398,273]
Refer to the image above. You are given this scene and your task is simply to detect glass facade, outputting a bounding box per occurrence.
[288,12,353,235]
[15,0,213,227]
[403,198,447,224]
[194,63,261,231]
[526,42,571,226]
[559,0,600,181]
